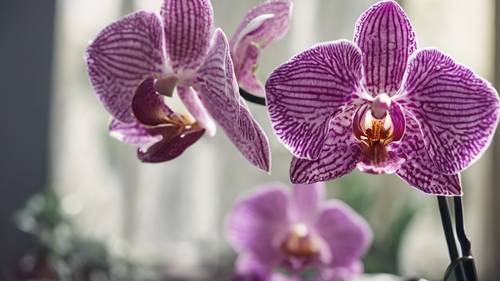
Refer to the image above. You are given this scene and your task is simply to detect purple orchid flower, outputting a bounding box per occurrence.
[85,0,270,170]
[265,0,500,195]
[227,182,372,281]
[229,0,292,97]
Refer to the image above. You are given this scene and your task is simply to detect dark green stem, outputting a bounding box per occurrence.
[437,196,466,281]
[453,197,478,281]
[239,88,266,106]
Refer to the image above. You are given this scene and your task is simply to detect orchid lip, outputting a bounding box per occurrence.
[353,101,405,174]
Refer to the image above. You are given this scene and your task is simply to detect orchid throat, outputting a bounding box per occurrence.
[354,94,404,174]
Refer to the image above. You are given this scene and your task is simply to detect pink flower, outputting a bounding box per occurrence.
[227,182,372,281]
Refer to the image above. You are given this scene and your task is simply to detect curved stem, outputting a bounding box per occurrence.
[438,196,466,281]
[453,197,478,281]
[239,88,266,106]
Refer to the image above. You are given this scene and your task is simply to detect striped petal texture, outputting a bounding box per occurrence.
[398,49,500,174]
[86,11,165,123]
[195,29,270,171]
[266,40,363,160]
[109,119,162,149]
[354,0,416,96]
[290,106,361,184]
[161,0,214,74]
[395,115,462,195]
[230,0,292,96]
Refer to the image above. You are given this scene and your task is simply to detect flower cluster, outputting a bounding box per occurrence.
[85,0,500,280]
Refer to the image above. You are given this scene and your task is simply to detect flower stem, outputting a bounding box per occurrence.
[239,88,266,106]
[453,197,478,281]
[437,196,466,281]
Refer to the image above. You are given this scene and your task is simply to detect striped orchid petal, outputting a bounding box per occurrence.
[395,115,462,195]
[290,107,361,183]
[398,49,500,175]
[195,29,270,171]
[266,40,364,160]
[354,0,416,96]
[161,0,214,74]
[109,119,162,149]
[177,86,216,137]
[86,11,165,123]
[230,0,292,96]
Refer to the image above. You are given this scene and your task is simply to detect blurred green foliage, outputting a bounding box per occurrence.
[329,174,419,276]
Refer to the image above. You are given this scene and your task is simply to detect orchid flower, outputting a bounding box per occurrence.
[265,0,500,195]
[227,182,372,281]
[230,0,292,97]
[85,0,270,170]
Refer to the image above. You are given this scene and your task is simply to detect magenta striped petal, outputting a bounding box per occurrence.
[290,107,361,183]
[177,86,216,136]
[315,200,372,268]
[395,115,462,196]
[195,29,270,171]
[227,186,289,265]
[161,0,213,73]
[109,119,162,148]
[398,49,500,175]
[266,40,364,160]
[354,0,416,96]
[86,11,165,123]
[230,0,292,96]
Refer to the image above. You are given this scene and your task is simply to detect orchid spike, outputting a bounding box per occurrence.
[227,182,372,281]
[85,0,270,171]
[230,0,292,97]
[265,0,500,195]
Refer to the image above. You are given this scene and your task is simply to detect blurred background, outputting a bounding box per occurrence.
[2,0,500,280]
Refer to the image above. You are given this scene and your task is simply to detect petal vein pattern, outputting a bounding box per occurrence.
[395,115,462,195]
[195,29,270,171]
[266,40,363,160]
[290,106,361,183]
[161,0,214,73]
[398,49,500,174]
[354,0,417,96]
[85,11,165,123]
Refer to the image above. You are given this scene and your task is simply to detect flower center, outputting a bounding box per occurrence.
[280,223,319,258]
[353,94,404,173]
